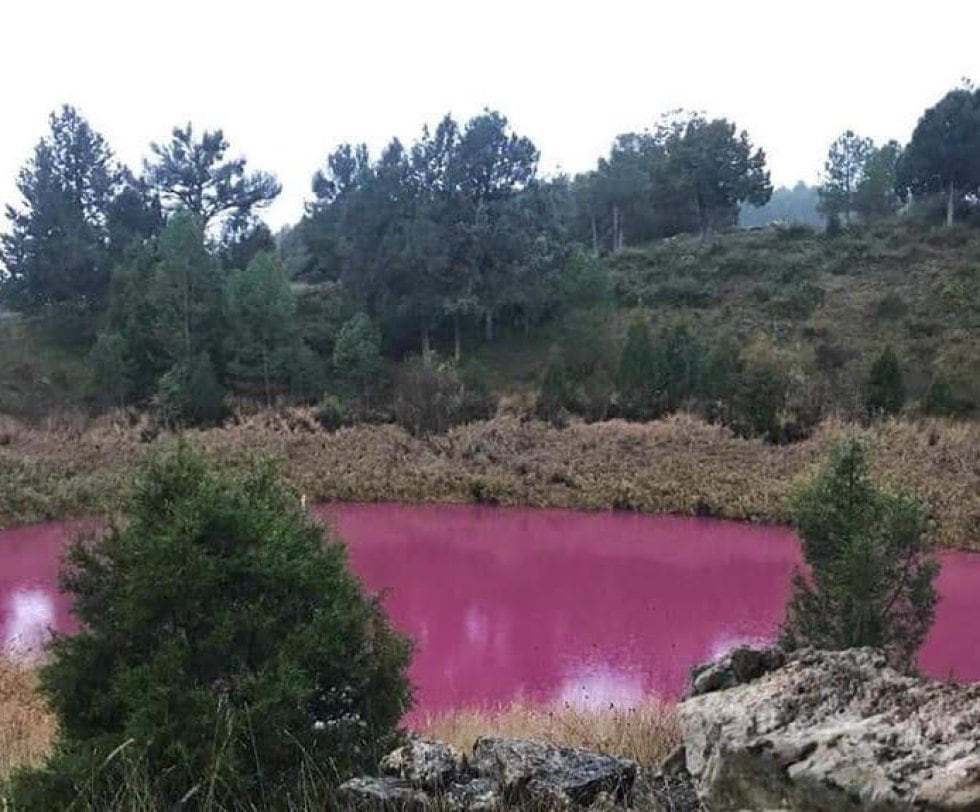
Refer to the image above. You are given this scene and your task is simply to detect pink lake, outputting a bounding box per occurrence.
[2,503,979,714]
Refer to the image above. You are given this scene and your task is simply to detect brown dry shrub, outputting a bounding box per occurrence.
[0,410,977,549]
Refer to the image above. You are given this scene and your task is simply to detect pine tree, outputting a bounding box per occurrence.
[224,251,302,405]
[781,440,938,670]
[617,314,657,419]
[865,345,905,418]
[1,106,118,313]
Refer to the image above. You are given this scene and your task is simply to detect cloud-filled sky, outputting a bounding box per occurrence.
[2,0,979,229]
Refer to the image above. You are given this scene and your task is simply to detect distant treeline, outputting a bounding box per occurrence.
[1,83,978,428]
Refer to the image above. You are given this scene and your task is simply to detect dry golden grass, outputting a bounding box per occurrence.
[416,698,681,767]
[0,659,55,779]
[1,410,978,548]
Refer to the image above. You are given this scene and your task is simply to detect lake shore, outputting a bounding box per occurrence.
[1,410,977,549]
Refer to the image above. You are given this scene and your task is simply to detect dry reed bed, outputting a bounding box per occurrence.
[1,411,977,549]
[0,659,56,779]
[416,698,681,767]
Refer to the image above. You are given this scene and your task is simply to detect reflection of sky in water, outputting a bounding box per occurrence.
[558,663,645,710]
[4,588,55,656]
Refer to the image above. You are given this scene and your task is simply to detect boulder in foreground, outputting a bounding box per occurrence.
[339,735,637,809]
[679,646,980,810]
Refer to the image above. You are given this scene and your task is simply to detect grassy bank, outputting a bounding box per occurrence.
[1,410,977,549]
[417,698,680,767]
[0,656,678,797]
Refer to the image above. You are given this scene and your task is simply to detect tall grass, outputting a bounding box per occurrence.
[1,656,680,808]
[417,698,681,767]
[0,659,56,779]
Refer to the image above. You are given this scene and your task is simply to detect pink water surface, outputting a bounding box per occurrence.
[2,504,979,714]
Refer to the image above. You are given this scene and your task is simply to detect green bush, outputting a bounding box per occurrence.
[152,352,226,428]
[780,439,938,670]
[865,345,905,418]
[923,349,979,417]
[617,315,658,420]
[332,312,383,403]
[392,352,475,436]
[10,448,411,808]
[731,335,791,441]
[535,347,575,427]
[87,330,133,408]
[314,393,352,432]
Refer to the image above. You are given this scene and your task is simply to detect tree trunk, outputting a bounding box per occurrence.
[484,310,494,342]
[422,325,430,355]
[262,346,271,409]
[947,181,956,227]
[612,206,621,253]
[453,313,461,362]
[591,215,598,255]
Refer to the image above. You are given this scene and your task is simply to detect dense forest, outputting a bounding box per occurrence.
[1,84,979,439]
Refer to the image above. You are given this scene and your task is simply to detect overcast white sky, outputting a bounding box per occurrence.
[2,1,979,229]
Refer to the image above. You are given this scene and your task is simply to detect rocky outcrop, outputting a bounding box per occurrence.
[380,739,465,788]
[469,736,637,807]
[339,736,638,810]
[687,644,786,696]
[678,646,980,810]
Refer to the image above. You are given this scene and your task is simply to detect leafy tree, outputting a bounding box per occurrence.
[733,335,791,440]
[298,111,551,357]
[653,322,703,412]
[781,439,938,670]
[106,169,164,259]
[10,448,410,808]
[701,337,742,424]
[865,345,905,418]
[145,124,281,231]
[153,351,226,427]
[224,252,302,405]
[219,216,276,271]
[575,133,665,252]
[666,113,772,238]
[392,352,466,436]
[151,211,224,368]
[617,313,658,419]
[818,130,874,225]
[536,346,576,427]
[88,331,133,408]
[854,141,902,222]
[332,312,383,403]
[447,110,540,344]
[898,86,980,226]
[1,105,118,313]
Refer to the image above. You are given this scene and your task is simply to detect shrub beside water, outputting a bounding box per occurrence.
[9,448,411,809]
[392,352,494,437]
[781,439,938,670]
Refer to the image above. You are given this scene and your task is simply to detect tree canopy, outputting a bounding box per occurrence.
[145,124,281,231]
[1,106,119,312]
[898,86,980,225]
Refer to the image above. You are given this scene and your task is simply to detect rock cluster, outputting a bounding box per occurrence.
[339,736,638,810]
[341,646,980,810]
[678,646,980,810]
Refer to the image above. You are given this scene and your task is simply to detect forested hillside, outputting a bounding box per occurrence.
[1,85,979,441]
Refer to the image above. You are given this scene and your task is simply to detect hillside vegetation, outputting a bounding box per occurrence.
[2,220,977,425]
[596,221,978,414]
